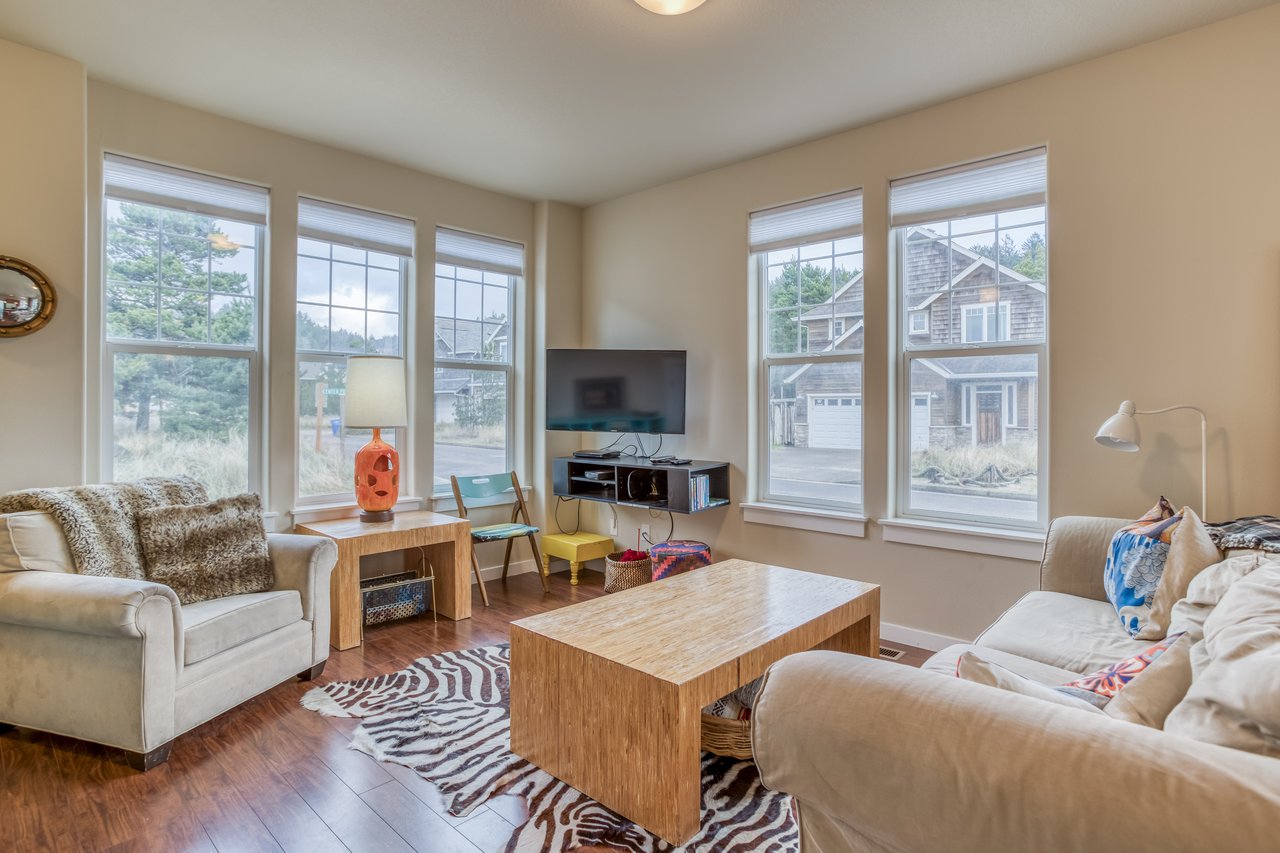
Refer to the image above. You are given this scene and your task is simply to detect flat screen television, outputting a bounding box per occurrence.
[546,349,686,434]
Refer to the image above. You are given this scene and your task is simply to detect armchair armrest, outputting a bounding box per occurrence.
[268,533,336,663]
[1039,515,1129,601]
[0,570,179,639]
[754,652,1280,853]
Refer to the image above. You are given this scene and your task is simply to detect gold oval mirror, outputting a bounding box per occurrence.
[0,256,56,338]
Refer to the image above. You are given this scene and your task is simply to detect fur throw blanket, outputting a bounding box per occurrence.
[0,476,208,579]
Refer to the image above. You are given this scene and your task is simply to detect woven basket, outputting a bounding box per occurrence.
[701,713,752,760]
[604,552,651,593]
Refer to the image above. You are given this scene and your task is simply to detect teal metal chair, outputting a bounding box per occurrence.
[450,471,550,607]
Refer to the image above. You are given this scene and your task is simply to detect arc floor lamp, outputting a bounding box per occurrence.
[1095,400,1208,518]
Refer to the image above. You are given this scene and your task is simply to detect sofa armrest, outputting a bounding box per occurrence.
[268,533,336,662]
[754,652,1280,853]
[0,570,180,639]
[1039,515,1129,601]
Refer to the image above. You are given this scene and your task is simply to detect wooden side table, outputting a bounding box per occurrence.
[540,532,615,585]
[295,510,471,650]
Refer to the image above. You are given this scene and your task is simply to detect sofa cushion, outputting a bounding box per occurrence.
[977,591,1151,673]
[954,652,1105,715]
[1056,632,1186,708]
[1104,634,1194,729]
[0,511,73,573]
[139,494,273,605]
[181,590,302,665]
[1165,563,1280,756]
[924,643,1079,685]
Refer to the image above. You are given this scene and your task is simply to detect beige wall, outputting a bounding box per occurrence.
[581,6,1280,641]
[0,40,86,491]
[85,82,544,536]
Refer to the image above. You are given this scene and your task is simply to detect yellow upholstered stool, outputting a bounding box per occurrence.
[540,532,615,585]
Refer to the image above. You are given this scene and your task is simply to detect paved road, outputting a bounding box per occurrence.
[301,429,505,487]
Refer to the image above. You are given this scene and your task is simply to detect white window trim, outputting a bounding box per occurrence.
[909,309,929,335]
[961,382,1017,430]
[959,302,1011,344]
[741,501,867,538]
[433,261,519,494]
[879,516,1045,561]
[294,242,410,506]
[100,193,266,496]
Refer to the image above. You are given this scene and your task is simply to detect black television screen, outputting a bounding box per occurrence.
[546,349,686,434]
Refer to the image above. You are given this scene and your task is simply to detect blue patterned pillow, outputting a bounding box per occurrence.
[1104,498,1183,638]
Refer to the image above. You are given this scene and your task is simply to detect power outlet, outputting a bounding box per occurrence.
[639,524,651,546]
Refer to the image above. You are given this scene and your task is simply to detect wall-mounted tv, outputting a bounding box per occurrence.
[546,349,686,435]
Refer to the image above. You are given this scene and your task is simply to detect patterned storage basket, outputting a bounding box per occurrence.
[604,552,652,593]
[649,540,713,581]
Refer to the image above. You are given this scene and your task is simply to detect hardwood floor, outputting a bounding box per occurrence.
[0,568,929,853]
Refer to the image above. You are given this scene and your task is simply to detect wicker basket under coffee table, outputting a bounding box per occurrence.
[510,559,880,845]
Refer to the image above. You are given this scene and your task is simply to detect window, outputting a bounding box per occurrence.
[960,302,1011,343]
[434,227,522,491]
[102,154,267,498]
[909,310,929,335]
[751,190,864,511]
[296,198,413,503]
[891,149,1047,528]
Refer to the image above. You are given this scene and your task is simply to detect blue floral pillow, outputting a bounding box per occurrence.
[1104,498,1183,637]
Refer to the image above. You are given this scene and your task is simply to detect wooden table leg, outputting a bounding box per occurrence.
[329,543,362,651]
[511,627,707,845]
[425,530,472,621]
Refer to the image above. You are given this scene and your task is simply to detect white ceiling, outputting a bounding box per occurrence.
[0,0,1270,205]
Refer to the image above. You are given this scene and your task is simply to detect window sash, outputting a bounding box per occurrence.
[104,154,268,225]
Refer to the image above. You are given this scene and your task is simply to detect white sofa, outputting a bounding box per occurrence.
[0,510,337,769]
[753,516,1280,853]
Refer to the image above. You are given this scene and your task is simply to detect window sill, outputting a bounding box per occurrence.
[878,517,1045,561]
[741,502,867,538]
[290,496,425,526]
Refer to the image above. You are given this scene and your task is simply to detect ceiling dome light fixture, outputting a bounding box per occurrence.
[634,0,708,14]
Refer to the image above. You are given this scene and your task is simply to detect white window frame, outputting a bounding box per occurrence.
[891,149,1048,532]
[294,234,410,506]
[100,159,267,495]
[433,229,523,494]
[909,309,929,335]
[751,189,864,514]
[960,302,1011,343]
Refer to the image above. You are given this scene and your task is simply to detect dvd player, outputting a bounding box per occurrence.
[573,449,621,459]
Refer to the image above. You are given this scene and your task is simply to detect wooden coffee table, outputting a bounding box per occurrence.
[509,559,879,844]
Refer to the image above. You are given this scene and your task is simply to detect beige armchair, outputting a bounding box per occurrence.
[0,528,336,770]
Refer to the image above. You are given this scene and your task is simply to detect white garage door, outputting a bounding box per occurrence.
[911,394,931,451]
[808,395,861,450]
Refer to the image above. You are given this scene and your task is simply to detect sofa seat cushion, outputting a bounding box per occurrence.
[977,591,1151,674]
[181,590,302,665]
[924,643,1081,684]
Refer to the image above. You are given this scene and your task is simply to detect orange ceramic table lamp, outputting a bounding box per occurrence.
[345,355,408,523]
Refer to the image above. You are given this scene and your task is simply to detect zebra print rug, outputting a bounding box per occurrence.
[301,644,797,852]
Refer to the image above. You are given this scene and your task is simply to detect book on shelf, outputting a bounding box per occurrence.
[688,473,711,511]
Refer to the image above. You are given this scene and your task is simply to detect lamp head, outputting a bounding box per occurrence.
[1095,400,1140,452]
[344,355,408,429]
[634,0,708,13]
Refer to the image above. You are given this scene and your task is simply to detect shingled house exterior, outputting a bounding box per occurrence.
[780,227,1043,451]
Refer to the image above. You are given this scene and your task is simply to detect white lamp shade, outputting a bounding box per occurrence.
[1095,400,1140,452]
[345,356,407,428]
[634,0,708,14]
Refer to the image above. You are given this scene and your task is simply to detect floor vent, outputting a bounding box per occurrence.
[879,646,906,661]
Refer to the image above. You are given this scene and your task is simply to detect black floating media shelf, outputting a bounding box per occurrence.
[552,456,731,515]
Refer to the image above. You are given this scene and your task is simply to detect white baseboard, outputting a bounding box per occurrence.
[880,621,966,653]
